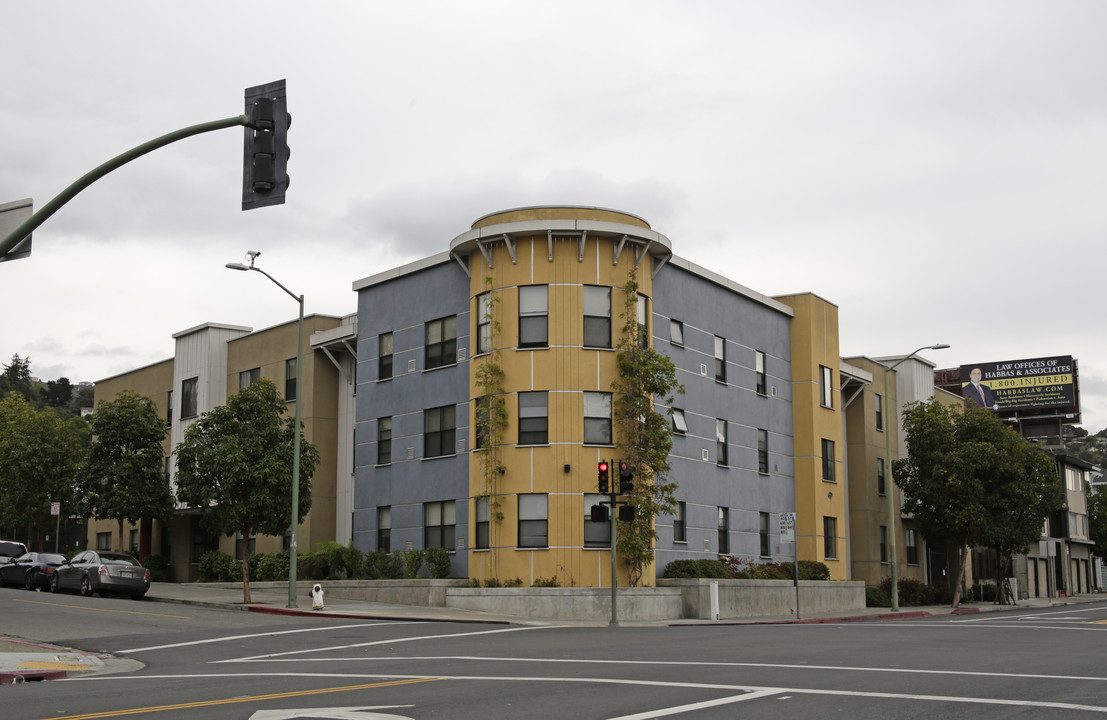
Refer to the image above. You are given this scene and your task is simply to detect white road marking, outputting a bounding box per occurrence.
[216,625,562,663]
[118,623,428,654]
[223,653,1107,683]
[951,605,1107,623]
[65,672,1107,713]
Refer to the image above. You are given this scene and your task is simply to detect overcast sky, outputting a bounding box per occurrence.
[2,2,1104,431]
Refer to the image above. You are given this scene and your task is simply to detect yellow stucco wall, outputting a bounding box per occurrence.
[774,293,848,579]
[465,209,657,587]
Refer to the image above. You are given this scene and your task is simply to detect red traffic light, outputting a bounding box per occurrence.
[597,461,610,493]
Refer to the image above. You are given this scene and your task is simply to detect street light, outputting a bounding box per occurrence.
[226,251,304,609]
[883,343,950,612]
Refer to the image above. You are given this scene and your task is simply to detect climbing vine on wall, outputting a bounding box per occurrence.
[611,274,683,587]
[473,277,508,577]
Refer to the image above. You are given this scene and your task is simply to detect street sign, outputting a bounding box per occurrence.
[779,512,796,542]
[50,502,60,516]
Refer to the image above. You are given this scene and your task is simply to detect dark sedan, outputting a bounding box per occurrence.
[0,552,66,590]
[51,550,150,600]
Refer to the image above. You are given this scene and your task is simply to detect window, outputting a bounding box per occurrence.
[820,365,833,408]
[181,377,198,419]
[475,497,490,549]
[518,392,548,445]
[518,494,548,548]
[583,286,611,348]
[671,409,688,434]
[716,419,728,466]
[519,286,548,348]
[879,526,887,563]
[714,336,726,383]
[877,457,886,495]
[96,532,112,551]
[755,350,767,395]
[584,392,612,445]
[425,316,458,370]
[239,367,260,390]
[585,494,611,548]
[191,519,219,563]
[673,501,686,542]
[822,439,836,482]
[377,507,391,553]
[235,532,256,561]
[875,393,884,431]
[377,417,392,465]
[476,293,491,354]
[424,405,456,458]
[474,396,490,450]
[636,294,649,349]
[759,512,770,557]
[166,390,173,428]
[285,357,297,401]
[379,332,394,380]
[670,319,684,346]
[758,429,769,474]
[718,507,730,554]
[906,528,919,565]
[823,516,838,559]
[129,529,139,555]
[424,500,455,550]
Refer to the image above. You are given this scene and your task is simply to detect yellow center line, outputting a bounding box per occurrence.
[13,598,193,620]
[43,677,441,719]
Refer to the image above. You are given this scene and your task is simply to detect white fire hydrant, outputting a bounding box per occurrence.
[311,583,325,611]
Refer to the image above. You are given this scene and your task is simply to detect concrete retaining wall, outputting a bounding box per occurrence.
[211,578,864,621]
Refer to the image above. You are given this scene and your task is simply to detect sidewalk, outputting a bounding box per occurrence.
[2,584,1101,683]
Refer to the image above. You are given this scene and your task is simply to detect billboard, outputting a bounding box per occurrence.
[960,355,1076,414]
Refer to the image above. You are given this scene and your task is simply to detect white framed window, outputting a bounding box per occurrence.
[476,293,491,354]
[519,285,548,348]
[820,365,833,408]
[239,367,260,390]
[670,319,684,346]
[424,405,456,458]
[474,497,489,549]
[583,286,611,348]
[425,315,458,370]
[518,391,548,445]
[716,418,728,466]
[424,500,456,549]
[755,350,767,395]
[714,336,726,383]
[671,409,688,434]
[518,494,548,548]
[181,377,198,419]
[584,392,612,445]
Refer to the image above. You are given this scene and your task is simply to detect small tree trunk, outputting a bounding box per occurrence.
[117,518,126,553]
[241,532,252,604]
[950,543,969,609]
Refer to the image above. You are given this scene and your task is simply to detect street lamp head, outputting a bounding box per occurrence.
[225,262,250,271]
[931,343,951,350]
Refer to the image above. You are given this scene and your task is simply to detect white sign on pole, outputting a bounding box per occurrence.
[779,512,796,542]
[50,502,61,516]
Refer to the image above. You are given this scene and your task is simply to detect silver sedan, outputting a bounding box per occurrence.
[51,550,150,600]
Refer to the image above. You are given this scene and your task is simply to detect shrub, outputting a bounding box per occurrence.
[198,550,239,582]
[142,554,170,583]
[253,551,289,581]
[532,576,561,587]
[504,577,523,587]
[662,559,732,579]
[424,547,452,579]
[401,549,425,579]
[873,577,953,606]
[866,585,890,607]
[364,550,403,579]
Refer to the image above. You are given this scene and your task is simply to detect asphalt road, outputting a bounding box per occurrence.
[4,587,1107,719]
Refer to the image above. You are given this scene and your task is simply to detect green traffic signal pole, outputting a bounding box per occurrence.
[0,115,249,259]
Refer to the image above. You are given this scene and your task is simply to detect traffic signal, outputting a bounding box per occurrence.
[619,461,634,493]
[597,461,610,493]
[242,80,291,211]
[590,504,609,522]
[619,505,636,522]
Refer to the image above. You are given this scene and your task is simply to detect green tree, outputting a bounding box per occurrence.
[612,278,683,587]
[1088,484,1107,560]
[895,400,1062,607]
[80,390,174,552]
[174,378,319,602]
[0,354,33,403]
[0,393,80,548]
[44,377,74,411]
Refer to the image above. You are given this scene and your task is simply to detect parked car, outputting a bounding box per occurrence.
[51,550,150,600]
[0,552,67,590]
[0,540,28,564]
